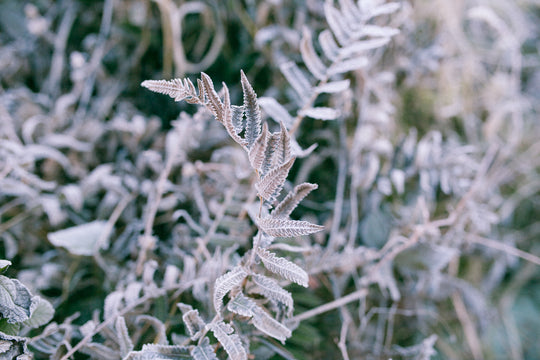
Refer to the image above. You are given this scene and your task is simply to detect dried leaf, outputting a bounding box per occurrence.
[241,70,262,148]
[255,158,295,204]
[249,122,269,172]
[272,183,318,218]
[201,72,224,121]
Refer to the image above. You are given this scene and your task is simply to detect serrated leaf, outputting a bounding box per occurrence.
[258,217,324,238]
[222,83,248,147]
[47,220,107,256]
[249,122,269,172]
[257,248,309,287]
[272,183,318,218]
[141,78,198,102]
[207,321,247,360]
[178,304,206,340]
[201,72,224,122]
[251,274,293,314]
[213,266,248,313]
[300,27,326,80]
[191,338,218,360]
[227,292,257,317]
[241,70,262,148]
[22,296,54,328]
[299,107,340,120]
[231,105,245,134]
[123,344,191,360]
[258,97,294,129]
[270,122,291,169]
[255,158,295,204]
[251,306,291,343]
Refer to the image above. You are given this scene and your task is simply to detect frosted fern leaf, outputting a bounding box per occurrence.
[222,83,248,147]
[258,217,324,238]
[178,303,205,339]
[240,70,262,148]
[257,248,309,287]
[270,122,291,169]
[201,72,224,121]
[248,122,269,172]
[141,78,198,103]
[213,266,247,313]
[300,27,326,80]
[227,293,291,343]
[272,182,318,218]
[258,97,294,129]
[207,321,247,360]
[255,157,295,204]
[299,107,341,120]
[279,62,312,103]
[251,274,294,314]
[191,338,218,360]
[314,80,350,94]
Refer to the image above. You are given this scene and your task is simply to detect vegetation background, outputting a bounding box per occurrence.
[0,0,539,359]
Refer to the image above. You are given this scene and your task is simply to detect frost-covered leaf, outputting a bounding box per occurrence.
[300,27,326,80]
[270,122,292,169]
[207,321,247,360]
[272,183,318,218]
[339,38,391,58]
[366,2,401,18]
[257,248,309,287]
[360,25,400,38]
[327,57,369,76]
[47,220,107,256]
[251,274,293,314]
[258,97,294,129]
[279,62,312,103]
[227,292,257,317]
[258,217,324,238]
[0,332,31,358]
[213,266,248,313]
[123,344,191,360]
[22,296,54,328]
[314,80,350,94]
[299,107,340,120]
[251,306,291,343]
[201,73,224,121]
[191,338,218,360]
[141,78,198,102]
[241,70,262,148]
[0,260,11,273]
[318,29,340,61]
[249,122,269,172]
[115,316,133,357]
[255,158,295,204]
[178,303,206,340]
[0,276,35,324]
[222,83,248,147]
[81,342,118,360]
[231,105,245,134]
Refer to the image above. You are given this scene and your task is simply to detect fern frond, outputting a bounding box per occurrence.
[299,107,341,120]
[207,321,247,360]
[201,72,224,122]
[141,78,199,103]
[240,70,262,148]
[251,274,294,314]
[231,105,245,134]
[222,83,248,147]
[300,27,326,81]
[258,217,324,238]
[318,29,340,61]
[248,122,269,172]
[314,79,350,94]
[255,157,295,204]
[270,121,291,169]
[272,182,318,218]
[258,97,294,129]
[213,266,248,313]
[279,62,312,103]
[257,248,309,287]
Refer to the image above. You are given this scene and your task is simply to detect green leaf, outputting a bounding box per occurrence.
[22,296,54,328]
